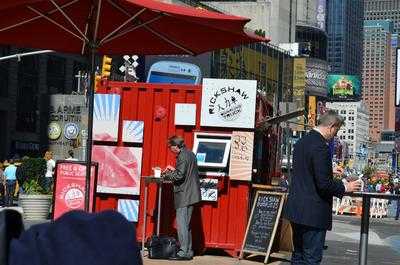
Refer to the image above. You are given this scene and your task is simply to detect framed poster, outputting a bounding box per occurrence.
[118,199,139,222]
[175,103,196,126]
[93,94,120,142]
[122,120,144,143]
[200,78,257,128]
[92,145,142,195]
[229,131,254,181]
[53,161,98,220]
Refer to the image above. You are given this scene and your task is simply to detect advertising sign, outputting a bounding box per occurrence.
[93,94,120,142]
[229,131,254,181]
[396,48,400,106]
[53,161,97,219]
[327,75,361,101]
[92,146,142,195]
[308,96,317,128]
[48,95,88,160]
[316,0,326,31]
[200,78,257,128]
[292,58,306,130]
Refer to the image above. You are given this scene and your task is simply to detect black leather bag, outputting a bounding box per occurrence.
[145,235,178,259]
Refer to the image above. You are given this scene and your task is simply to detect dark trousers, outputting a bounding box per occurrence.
[291,223,326,265]
[176,205,194,258]
[5,180,16,206]
[0,183,4,205]
[396,200,400,220]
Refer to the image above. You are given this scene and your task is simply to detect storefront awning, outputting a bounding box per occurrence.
[257,109,304,129]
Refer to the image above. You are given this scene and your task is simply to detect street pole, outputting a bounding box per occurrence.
[0,50,54,61]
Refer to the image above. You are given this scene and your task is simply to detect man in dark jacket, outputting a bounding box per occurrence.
[163,136,201,260]
[284,110,361,265]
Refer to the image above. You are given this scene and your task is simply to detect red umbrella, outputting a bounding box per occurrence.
[0,0,266,55]
[0,0,267,209]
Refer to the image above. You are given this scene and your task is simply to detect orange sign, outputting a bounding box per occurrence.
[229,131,254,181]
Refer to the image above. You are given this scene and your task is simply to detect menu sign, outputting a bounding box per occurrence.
[240,191,285,264]
[229,131,254,181]
[53,161,97,219]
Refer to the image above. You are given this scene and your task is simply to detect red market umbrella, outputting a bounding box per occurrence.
[0,0,267,210]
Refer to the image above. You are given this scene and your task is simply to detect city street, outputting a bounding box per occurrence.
[141,216,400,265]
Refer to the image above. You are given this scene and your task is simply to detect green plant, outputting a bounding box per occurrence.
[17,157,49,195]
[362,165,376,180]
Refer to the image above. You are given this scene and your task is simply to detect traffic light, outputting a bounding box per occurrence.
[101,55,112,78]
[94,74,101,91]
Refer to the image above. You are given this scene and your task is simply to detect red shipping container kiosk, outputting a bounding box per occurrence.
[94,81,284,257]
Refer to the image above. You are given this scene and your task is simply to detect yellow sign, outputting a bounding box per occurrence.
[292,58,306,130]
[308,96,317,128]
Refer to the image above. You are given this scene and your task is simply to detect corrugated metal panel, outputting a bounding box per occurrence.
[95,81,251,256]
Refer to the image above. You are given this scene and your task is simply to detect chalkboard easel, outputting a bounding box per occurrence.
[239,191,285,264]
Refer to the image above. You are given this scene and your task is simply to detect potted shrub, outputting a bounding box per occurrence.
[17,157,52,220]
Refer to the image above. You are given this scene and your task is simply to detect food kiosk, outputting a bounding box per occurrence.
[93,79,282,257]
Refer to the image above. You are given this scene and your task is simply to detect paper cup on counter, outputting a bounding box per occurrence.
[153,167,161,178]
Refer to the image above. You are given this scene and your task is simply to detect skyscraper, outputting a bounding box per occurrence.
[362,20,393,142]
[365,0,400,34]
[327,0,364,75]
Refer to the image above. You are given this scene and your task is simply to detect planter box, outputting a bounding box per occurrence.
[19,194,52,220]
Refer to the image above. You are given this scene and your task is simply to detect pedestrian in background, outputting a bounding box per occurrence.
[284,110,361,265]
[3,159,18,206]
[393,178,400,220]
[44,151,56,191]
[162,136,201,260]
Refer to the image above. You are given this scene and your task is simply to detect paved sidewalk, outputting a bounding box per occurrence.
[143,255,287,265]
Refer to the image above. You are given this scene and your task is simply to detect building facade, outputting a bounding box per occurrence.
[362,20,393,142]
[326,101,369,170]
[0,46,86,160]
[203,0,296,45]
[326,0,364,75]
[364,0,400,34]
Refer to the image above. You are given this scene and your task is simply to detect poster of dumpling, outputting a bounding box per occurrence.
[92,145,142,195]
[93,94,120,142]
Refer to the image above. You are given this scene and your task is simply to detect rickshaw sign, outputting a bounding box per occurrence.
[200,78,257,128]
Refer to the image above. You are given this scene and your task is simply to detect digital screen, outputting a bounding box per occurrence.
[196,141,227,164]
[327,75,361,101]
[148,71,197,84]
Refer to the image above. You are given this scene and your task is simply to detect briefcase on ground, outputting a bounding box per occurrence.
[145,235,178,259]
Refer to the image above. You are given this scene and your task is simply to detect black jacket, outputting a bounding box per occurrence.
[284,130,345,230]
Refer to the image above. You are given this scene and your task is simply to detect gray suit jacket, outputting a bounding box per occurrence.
[163,148,201,209]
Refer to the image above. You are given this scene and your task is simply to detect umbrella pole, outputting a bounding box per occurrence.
[84,47,96,211]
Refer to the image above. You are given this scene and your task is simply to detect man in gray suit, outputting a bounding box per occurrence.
[162,136,201,260]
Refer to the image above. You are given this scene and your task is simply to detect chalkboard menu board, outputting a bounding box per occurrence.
[240,191,285,263]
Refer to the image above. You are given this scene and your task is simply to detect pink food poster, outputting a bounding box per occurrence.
[92,145,142,195]
[93,94,120,142]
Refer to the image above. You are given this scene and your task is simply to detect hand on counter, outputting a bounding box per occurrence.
[164,165,175,172]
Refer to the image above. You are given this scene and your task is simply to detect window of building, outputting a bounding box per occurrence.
[17,53,38,133]
[47,56,66,94]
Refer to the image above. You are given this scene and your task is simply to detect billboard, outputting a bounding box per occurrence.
[327,75,361,101]
[396,48,400,106]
